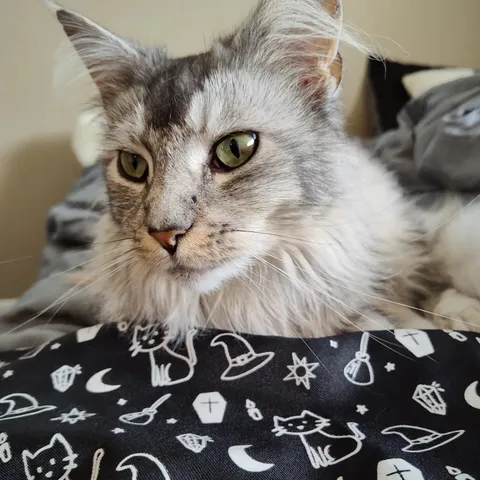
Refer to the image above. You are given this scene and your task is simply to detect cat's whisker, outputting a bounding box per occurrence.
[0,251,135,337]
[233,259,332,374]
[407,192,480,244]
[233,230,336,247]
[90,236,134,247]
[0,255,36,266]
[44,257,136,328]
[262,250,480,330]
[251,253,415,361]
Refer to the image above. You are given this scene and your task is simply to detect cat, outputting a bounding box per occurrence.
[272,410,364,468]
[22,433,78,480]
[45,0,480,338]
[130,326,197,387]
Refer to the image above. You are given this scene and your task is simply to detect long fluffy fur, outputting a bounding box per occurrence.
[48,0,480,338]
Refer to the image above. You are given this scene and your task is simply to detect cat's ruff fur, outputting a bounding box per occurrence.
[47,0,480,338]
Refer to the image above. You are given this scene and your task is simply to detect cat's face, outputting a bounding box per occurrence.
[22,434,77,480]
[53,0,347,293]
[272,411,330,436]
[130,325,165,355]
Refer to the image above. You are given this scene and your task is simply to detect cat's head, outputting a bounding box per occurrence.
[48,0,364,297]
[130,325,165,355]
[272,410,330,436]
[22,434,77,480]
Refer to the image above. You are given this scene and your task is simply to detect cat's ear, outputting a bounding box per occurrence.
[43,1,140,98]
[232,0,346,95]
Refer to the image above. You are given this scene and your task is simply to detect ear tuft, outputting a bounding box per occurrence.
[45,3,140,98]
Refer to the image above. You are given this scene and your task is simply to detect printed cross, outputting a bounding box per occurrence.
[400,332,420,345]
[386,463,412,480]
[201,397,219,413]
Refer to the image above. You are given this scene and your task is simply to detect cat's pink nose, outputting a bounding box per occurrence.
[148,228,187,255]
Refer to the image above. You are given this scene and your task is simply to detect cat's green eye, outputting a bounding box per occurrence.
[213,132,259,170]
[118,151,148,183]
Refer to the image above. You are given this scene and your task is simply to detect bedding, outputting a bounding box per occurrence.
[1,73,480,350]
[0,325,478,479]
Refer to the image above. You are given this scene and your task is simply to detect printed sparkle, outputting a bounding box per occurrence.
[2,370,14,379]
[384,362,396,372]
[112,428,125,435]
[50,343,61,350]
[117,399,128,406]
[329,340,338,349]
[356,405,369,415]
[166,418,178,424]
[283,353,319,390]
[51,407,96,425]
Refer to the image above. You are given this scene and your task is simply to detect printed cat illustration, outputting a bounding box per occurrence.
[272,410,365,469]
[130,327,197,387]
[22,433,78,480]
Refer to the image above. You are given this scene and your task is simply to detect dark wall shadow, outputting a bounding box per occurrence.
[0,136,83,298]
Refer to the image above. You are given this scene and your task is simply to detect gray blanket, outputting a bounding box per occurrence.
[2,74,480,350]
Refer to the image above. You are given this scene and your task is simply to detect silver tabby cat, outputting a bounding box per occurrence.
[46,0,480,338]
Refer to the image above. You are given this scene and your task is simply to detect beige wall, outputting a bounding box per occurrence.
[1,0,480,298]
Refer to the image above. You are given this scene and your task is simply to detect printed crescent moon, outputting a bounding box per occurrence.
[86,368,121,394]
[464,381,480,409]
[228,445,275,472]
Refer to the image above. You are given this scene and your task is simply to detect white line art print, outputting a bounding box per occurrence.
[176,433,213,453]
[76,324,103,343]
[22,433,78,480]
[0,393,56,422]
[464,381,480,409]
[343,332,374,386]
[0,432,12,463]
[116,453,171,480]
[210,333,274,381]
[120,394,172,426]
[246,399,263,421]
[284,353,319,390]
[413,382,447,415]
[394,330,434,358]
[356,405,368,415]
[228,445,275,472]
[446,466,476,480]
[272,410,364,469]
[193,392,227,424]
[51,365,82,393]
[90,449,105,480]
[377,459,425,480]
[86,368,121,394]
[130,327,197,387]
[381,425,464,453]
[385,363,396,372]
[443,330,468,342]
[51,407,96,425]
[2,370,14,379]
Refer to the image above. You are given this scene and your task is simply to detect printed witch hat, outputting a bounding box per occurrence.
[0,393,56,421]
[210,333,274,381]
[382,425,464,453]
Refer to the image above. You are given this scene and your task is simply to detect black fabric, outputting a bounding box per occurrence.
[367,58,439,133]
[0,325,479,479]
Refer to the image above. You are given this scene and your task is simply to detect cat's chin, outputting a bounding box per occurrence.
[171,261,244,294]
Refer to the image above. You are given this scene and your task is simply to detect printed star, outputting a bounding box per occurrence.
[329,340,338,349]
[2,370,14,379]
[166,418,178,424]
[117,398,128,406]
[356,404,368,415]
[50,343,61,350]
[51,407,96,425]
[112,428,125,434]
[385,362,396,372]
[283,352,319,390]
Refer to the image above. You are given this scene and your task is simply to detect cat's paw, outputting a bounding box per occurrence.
[430,288,480,333]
